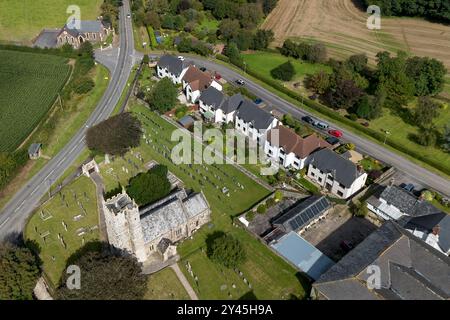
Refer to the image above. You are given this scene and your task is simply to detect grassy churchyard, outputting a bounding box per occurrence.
[144,268,190,300]
[98,103,308,299]
[0,0,103,42]
[25,177,100,286]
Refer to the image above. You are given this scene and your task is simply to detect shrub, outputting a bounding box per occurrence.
[257,204,267,214]
[274,190,284,202]
[266,197,276,208]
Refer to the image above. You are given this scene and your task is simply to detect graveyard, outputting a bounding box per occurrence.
[144,268,190,300]
[99,103,307,299]
[25,177,100,286]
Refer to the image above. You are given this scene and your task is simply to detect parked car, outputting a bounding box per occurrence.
[178,56,185,61]
[199,67,207,72]
[235,79,245,86]
[215,73,222,80]
[325,136,340,146]
[254,98,263,105]
[328,129,343,138]
[315,121,329,130]
[302,116,314,124]
[402,183,415,193]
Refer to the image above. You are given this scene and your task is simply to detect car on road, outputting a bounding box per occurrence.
[326,136,340,146]
[302,116,314,124]
[328,129,343,138]
[235,79,245,86]
[178,56,185,61]
[315,121,329,130]
[126,13,131,18]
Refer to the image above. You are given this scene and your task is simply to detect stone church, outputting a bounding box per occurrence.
[103,188,211,263]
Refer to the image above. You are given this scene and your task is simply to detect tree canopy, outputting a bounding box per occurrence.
[146,77,178,113]
[207,233,246,269]
[126,165,171,206]
[0,244,41,300]
[56,248,147,300]
[86,113,142,156]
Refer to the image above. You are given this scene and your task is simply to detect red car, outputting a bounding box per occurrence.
[328,129,343,138]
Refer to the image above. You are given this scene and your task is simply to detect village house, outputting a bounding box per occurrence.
[264,126,331,170]
[367,185,450,255]
[307,148,367,199]
[103,189,211,263]
[182,66,222,104]
[198,87,244,124]
[156,55,191,84]
[235,100,279,144]
[312,221,450,300]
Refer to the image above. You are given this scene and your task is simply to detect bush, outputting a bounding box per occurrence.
[352,201,368,217]
[73,76,95,94]
[274,190,284,202]
[257,204,267,214]
[266,197,276,208]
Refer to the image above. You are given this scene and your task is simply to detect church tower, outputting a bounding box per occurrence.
[102,190,147,263]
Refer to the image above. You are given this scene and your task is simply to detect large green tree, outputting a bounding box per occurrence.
[0,244,41,300]
[86,113,142,155]
[406,56,447,96]
[414,97,440,128]
[208,233,246,269]
[146,77,178,113]
[126,165,171,206]
[57,248,147,300]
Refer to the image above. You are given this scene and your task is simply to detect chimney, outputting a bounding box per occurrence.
[432,225,440,236]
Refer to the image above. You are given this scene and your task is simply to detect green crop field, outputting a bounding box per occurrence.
[0,49,71,152]
[0,0,103,42]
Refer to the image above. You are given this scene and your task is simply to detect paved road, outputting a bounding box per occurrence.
[152,55,450,197]
[0,0,135,240]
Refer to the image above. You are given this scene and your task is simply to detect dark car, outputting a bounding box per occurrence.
[325,136,340,146]
[235,79,245,86]
[254,98,263,105]
[199,67,207,72]
[302,116,314,124]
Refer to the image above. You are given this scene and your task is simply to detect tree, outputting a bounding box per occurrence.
[305,71,330,94]
[218,19,241,41]
[0,244,41,300]
[414,96,440,129]
[146,77,178,112]
[145,11,161,29]
[57,247,147,300]
[406,56,447,96]
[86,113,142,155]
[274,190,283,202]
[224,42,244,68]
[78,41,94,59]
[270,61,295,81]
[347,54,368,73]
[307,43,327,64]
[126,165,171,206]
[416,126,437,147]
[257,204,267,214]
[355,95,372,119]
[238,3,264,29]
[352,201,368,217]
[251,29,274,50]
[208,234,246,269]
[325,79,363,110]
[235,30,254,51]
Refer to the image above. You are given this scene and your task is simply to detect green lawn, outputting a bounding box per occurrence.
[25,177,100,286]
[196,18,219,33]
[145,267,190,300]
[0,0,103,42]
[99,103,308,299]
[242,52,332,84]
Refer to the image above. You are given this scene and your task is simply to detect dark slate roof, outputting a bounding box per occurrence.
[199,86,225,108]
[405,213,450,253]
[157,55,190,77]
[236,100,274,130]
[314,221,450,300]
[33,30,59,48]
[379,186,443,218]
[309,148,365,188]
[28,143,42,155]
[273,196,331,232]
[178,115,195,128]
[220,93,244,114]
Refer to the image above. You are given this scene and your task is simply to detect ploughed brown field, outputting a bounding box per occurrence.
[262,0,450,69]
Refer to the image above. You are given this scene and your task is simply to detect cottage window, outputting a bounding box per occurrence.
[337,190,344,197]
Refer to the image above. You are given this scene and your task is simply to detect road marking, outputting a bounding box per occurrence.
[0,217,10,228]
